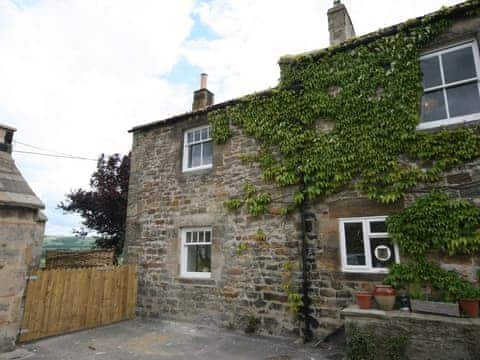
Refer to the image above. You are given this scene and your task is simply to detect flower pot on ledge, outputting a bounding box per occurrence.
[374,285,396,311]
[355,292,373,310]
[459,299,479,318]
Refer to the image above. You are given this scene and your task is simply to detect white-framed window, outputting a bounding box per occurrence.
[339,217,400,274]
[182,125,213,172]
[418,41,480,130]
[180,227,212,279]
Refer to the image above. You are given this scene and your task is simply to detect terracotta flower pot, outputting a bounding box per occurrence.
[374,285,396,311]
[459,299,479,318]
[355,292,373,310]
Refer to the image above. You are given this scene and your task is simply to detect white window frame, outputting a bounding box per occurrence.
[417,40,480,130]
[182,125,213,172]
[339,216,400,274]
[180,227,212,279]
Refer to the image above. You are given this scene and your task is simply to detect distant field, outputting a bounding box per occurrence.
[41,236,98,267]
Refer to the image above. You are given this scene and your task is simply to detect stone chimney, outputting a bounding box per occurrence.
[328,0,356,46]
[192,73,214,111]
[0,123,16,154]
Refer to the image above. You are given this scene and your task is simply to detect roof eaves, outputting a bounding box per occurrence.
[129,88,275,133]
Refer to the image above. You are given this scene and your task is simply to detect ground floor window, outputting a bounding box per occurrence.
[180,228,212,278]
[339,217,399,273]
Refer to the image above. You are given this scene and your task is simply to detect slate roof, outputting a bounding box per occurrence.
[129,0,478,134]
[0,151,44,209]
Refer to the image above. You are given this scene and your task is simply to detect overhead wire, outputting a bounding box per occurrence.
[12,140,98,161]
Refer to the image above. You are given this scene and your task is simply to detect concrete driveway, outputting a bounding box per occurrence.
[1,320,343,360]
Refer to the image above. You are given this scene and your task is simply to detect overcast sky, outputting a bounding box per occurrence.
[0,0,464,235]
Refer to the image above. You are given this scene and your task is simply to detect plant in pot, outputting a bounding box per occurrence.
[355,291,373,310]
[374,284,396,311]
[458,285,480,318]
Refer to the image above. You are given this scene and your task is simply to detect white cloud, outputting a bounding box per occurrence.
[0,0,196,235]
[183,0,465,102]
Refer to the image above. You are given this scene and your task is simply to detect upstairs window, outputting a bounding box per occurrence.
[419,41,480,129]
[183,125,213,172]
[339,217,399,273]
[181,228,212,279]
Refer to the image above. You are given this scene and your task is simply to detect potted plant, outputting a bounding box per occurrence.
[408,283,461,317]
[459,286,480,318]
[374,285,396,311]
[355,291,373,310]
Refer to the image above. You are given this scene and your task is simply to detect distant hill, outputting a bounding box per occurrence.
[43,235,98,251]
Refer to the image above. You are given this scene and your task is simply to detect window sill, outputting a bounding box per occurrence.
[182,165,213,173]
[417,113,480,131]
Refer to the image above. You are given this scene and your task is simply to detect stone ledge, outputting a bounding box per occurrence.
[175,277,217,287]
[341,305,480,325]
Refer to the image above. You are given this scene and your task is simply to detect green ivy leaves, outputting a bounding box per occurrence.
[387,190,480,257]
[209,18,480,207]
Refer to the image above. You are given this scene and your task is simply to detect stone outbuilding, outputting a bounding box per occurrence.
[126,0,480,341]
[0,124,46,352]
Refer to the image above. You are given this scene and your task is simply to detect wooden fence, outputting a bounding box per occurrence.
[19,264,137,343]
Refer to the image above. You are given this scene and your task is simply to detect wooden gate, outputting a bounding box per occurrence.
[19,264,137,342]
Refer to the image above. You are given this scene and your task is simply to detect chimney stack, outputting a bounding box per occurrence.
[0,123,16,154]
[328,0,355,46]
[192,73,214,111]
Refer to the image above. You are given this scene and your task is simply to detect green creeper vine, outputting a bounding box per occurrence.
[282,261,303,314]
[210,5,480,207]
[385,191,480,301]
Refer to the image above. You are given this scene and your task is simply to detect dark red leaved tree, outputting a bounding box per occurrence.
[59,153,130,253]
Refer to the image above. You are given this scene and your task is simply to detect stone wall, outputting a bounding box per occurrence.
[0,206,45,352]
[342,307,480,360]
[127,115,303,336]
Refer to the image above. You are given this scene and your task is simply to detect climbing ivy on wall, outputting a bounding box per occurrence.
[210,6,480,210]
[384,191,480,301]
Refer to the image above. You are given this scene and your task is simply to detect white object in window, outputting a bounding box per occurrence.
[183,126,213,172]
[339,217,399,273]
[418,41,480,130]
[180,228,212,279]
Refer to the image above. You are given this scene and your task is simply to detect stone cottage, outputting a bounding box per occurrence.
[0,124,46,352]
[126,1,480,340]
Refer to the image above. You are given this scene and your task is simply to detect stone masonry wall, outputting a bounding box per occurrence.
[0,207,45,352]
[127,114,304,337]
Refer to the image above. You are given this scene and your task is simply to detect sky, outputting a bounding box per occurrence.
[0,0,464,235]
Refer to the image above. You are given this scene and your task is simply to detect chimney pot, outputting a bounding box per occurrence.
[192,73,214,111]
[0,123,16,154]
[328,1,356,46]
[200,73,208,89]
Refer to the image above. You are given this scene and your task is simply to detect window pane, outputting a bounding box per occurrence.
[194,130,201,142]
[201,127,209,140]
[370,238,396,268]
[189,144,202,168]
[446,82,480,118]
[187,245,211,273]
[192,231,198,243]
[344,222,366,266]
[421,56,442,89]
[198,231,204,242]
[186,232,191,243]
[442,47,477,84]
[370,221,387,233]
[205,231,211,243]
[202,141,213,166]
[187,132,193,144]
[421,90,447,122]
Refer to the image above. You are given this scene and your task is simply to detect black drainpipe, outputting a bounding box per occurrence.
[299,181,314,343]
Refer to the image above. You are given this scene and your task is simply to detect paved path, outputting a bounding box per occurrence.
[1,319,343,360]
